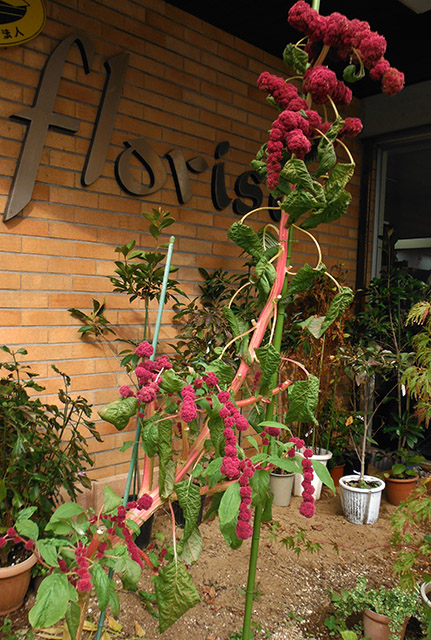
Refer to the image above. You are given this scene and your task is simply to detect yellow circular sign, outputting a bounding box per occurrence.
[0,0,46,47]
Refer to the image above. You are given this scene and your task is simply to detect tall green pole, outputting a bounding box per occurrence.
[241,230,293,640]
[95,236,176,640]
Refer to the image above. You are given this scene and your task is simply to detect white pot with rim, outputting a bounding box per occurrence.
[293,448,332,500]
[269,471,295,507]
[339,474,385,525]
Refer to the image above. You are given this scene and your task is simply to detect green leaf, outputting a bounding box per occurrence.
[319,287,354,336]
[37,539,63,567]
[219,482,242,549]
[255,344,281,396]
[16,519,38,540]
[65,601,81,640]
[46,502,84,531]
[98,397,138,431]
[140,416,159,458]
[284,375,320,426]
[175,481,202,547]
[280,186,319,223]
[104,486,123,513]
[208,413,225,458]
[324,163,355,201]
[300,315,325,339]
[153,561,200,633]
[343,63,365,83]
[228,222,263,259]
[0,479,5,502]
[114,553,142,589]
[159,369,185,394]
[287,264,325,297]
[206,360,235,386]
[202,457,223,489]
[91,563,111,612]
[301,190,352,230]
[179,527,202,565]
[29,572,71,628]
[312,460,335,493]
[158,421,173,499]
[283,42,308,74]
[249,469,270,506]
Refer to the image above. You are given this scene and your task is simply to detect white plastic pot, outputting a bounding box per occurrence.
[293,448,332,500]
[269,472,294,507]
[339,474,385,525]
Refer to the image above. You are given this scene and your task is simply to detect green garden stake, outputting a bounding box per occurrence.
[95,236,176,640]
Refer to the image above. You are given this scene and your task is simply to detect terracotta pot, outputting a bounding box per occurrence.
[329,463,345,488]
[363,608,409,640]
[0,552,37,615]
[385,474,418,506]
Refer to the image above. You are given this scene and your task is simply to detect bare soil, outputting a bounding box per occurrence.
[3,482,419,640]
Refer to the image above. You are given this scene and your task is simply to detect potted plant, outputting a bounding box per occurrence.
[337,342,396,524]
[382,448,425,506]
[0,346,101,614]
[329,575,424,640]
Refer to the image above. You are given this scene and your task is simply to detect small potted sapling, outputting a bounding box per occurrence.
[337,342,395,524]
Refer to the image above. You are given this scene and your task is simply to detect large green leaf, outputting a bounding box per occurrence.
[103,486,123,513]
[324,163,355,201]
[159,369,184,393]
[98,397,138,431]
[154,561,200,633]
[284,375,320,426]
[179,527,202,565]
[301,190,352,229]
[280,186,319,223]
[140,416,159,458]
[65,601,81,640]
[218,482,242,549]
[249,469,270,506]
[319,286,354,336]
[312,460,335,493]
[228,222,263,259]
[29,572,71,629]
[206,359,235,386]
[157,420,173,499]
[287,264,325,297]
[16,518,38,541]
[175,481,202,546]
[283,43,308,74]
[255,344,281,396]
[91,562,110,612]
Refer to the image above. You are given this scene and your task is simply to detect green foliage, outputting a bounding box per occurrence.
[0,347,100,563]
[328,575,424,640]
[391,482,431,589]
[403,296,431,427]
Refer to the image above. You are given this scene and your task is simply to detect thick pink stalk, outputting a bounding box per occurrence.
[130,209,290,525]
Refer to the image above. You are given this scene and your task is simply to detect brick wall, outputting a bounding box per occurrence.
[0,0,362,480]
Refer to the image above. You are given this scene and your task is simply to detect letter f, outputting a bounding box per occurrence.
[3,34,95,221]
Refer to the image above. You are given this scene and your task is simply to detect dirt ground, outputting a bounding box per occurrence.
[4,481,421,640]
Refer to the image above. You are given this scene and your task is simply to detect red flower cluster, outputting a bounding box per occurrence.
[180,384,198,423]
[220,426,240,479]
[122,343,174,406]
[288,436,315,518]
[236,459,255,540]
[261,424,281,446]
[288,1,404,96]
[75,543,92,592]
[303,65,352,105]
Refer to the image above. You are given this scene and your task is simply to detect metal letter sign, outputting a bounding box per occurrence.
[0,0,46,48]
[3,32,268,223]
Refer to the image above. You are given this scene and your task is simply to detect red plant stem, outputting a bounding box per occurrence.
[236,379,292,407]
